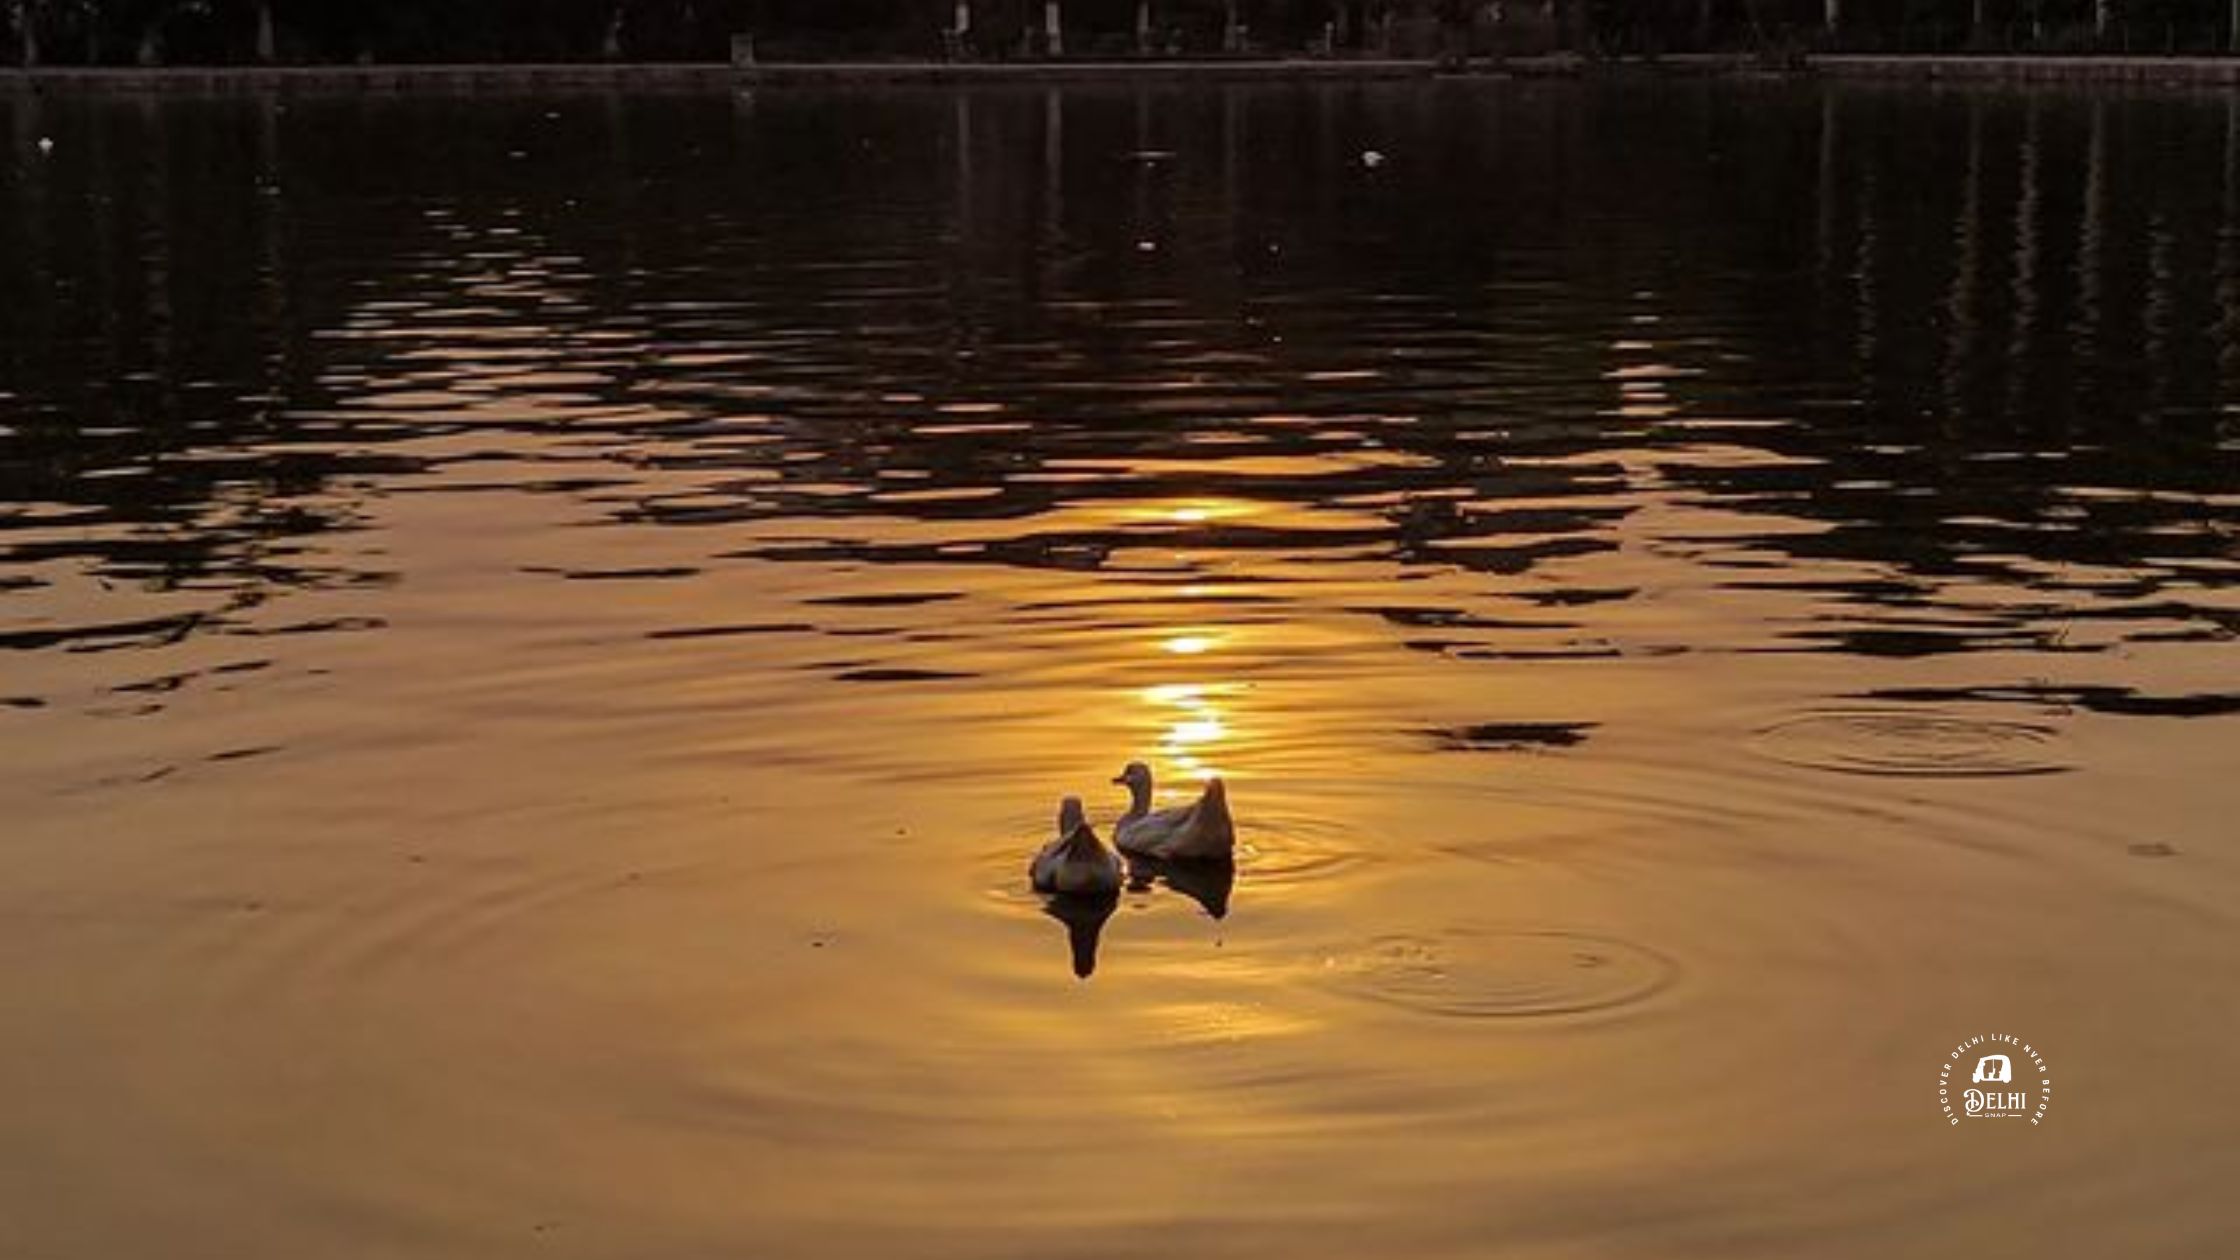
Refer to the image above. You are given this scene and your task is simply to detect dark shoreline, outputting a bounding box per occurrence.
[5,53,2240,94]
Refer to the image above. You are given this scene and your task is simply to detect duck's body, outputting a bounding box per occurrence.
[1111,762,1235,862]
[1029,797,1124,897]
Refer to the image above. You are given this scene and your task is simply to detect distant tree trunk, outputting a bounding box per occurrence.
[2094,0,2111,40]
[1135,0,1151,53]
[1225,0,1243,52]
[1044,0,1062,56]
[1971,0,1986,39]
[603,2,625,59]
[137,21,160,66]
[1824,0,1839,34]
[953,0,971,38]
[12,0,35,67]
[1698,0,1714,48]
[256,1,276,63]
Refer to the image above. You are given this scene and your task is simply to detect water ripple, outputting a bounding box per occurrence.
[1321,928,1679,1021]
[1749,708,2070,778]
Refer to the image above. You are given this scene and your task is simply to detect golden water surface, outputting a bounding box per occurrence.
[2,81,2236,1257]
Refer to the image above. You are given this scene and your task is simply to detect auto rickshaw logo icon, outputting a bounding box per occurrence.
[1939,1035,2052,1125]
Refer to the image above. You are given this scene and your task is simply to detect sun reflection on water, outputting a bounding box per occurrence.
[1141,680,1241,783]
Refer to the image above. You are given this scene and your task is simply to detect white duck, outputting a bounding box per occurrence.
[1111,761,1235,862]
[1029,796,1123,897]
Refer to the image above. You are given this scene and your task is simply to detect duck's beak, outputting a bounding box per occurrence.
[1110,774,1126,785]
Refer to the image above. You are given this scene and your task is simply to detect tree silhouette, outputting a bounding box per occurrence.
[10,0,2240,64]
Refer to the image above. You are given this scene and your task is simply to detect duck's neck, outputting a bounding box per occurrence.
[1122,779,1153,818]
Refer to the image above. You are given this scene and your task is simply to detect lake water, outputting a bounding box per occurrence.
[2,78,2236,1257]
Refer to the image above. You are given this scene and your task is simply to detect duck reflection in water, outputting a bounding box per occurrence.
[1124,852,1235,920]
[1028,797,1123,978]
[1040,893,1118,980]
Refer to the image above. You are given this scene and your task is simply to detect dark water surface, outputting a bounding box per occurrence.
[2,80,2236,1257]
